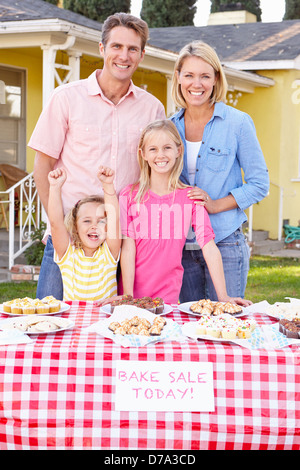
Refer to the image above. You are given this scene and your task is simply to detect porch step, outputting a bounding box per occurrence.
[0,229,28,282]
[251,230,269,242]
[251,239,285,255]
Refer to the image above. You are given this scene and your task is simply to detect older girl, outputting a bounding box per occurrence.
[119,120,251,306]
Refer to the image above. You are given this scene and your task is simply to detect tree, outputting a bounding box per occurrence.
[284,0,300,19]
[63,0,131,23]
[210,1,262,21]
[141,0,197,27]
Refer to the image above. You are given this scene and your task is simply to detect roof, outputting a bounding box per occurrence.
[148,20,300,62]
[1,0,299,67]
[0,0,102,31]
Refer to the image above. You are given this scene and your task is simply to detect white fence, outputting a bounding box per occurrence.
[0,172,42,269]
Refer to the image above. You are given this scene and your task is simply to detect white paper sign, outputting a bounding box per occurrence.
[115,361,215,412]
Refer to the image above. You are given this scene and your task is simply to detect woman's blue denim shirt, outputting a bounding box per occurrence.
[171,102,270,243]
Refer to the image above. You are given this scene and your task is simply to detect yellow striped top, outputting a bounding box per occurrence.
[54,242,119,301]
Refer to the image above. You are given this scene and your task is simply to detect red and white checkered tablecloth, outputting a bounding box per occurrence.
[0,301,299,450]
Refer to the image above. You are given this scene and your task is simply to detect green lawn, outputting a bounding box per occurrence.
[0,256,299,305]
[245,255,300,304]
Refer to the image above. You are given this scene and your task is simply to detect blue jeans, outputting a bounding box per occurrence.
[36,236,64,300]
[179,228,250,302]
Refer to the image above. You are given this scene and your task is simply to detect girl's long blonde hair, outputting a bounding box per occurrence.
[132,120,187,204]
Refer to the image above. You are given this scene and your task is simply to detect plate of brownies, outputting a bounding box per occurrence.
[100,295,173,316]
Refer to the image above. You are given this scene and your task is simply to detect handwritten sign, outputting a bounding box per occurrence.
[115,361,215,412]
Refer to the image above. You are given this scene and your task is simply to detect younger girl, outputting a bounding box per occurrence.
[48,166,121,301]
[119,120,251,306]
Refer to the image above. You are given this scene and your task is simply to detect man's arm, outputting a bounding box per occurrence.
[33,151,57,215]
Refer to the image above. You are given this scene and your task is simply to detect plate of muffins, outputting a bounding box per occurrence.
[0,296,70,316]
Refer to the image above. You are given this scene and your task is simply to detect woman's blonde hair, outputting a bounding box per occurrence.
[133,120,187,204]
[64,195,105,249]
[171,40,228,109]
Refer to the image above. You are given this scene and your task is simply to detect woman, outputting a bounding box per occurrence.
[170,41,269,302]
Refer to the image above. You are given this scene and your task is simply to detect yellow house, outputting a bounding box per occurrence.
[2,1,297,247]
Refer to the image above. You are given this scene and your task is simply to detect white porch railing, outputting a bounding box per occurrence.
[0,172,42,269]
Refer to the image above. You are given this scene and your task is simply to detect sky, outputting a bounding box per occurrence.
[130,0,286,26]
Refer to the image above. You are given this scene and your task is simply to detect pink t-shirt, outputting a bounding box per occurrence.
[119,186,215,304]
[28,70,166,239]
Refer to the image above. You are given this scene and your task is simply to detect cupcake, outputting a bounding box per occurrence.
[221,326,238,340]
[237,325,251,339]
[10,302,23,315]
[22,304,35,315]
[2,300,14,313]
[244,318,257,332]
[206,325,221,338]
[196,322,208,335]
[41,296,56,304]
[48,300,61,313]
[35,301,50,314]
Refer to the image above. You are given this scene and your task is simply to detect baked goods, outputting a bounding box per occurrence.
[190,299,243,316]
[279,318,300,338]
[0,315,71,333]
[110,295,164,314]
[109,315,166,337]
[266,302,300,319]
[1,297,61,315]
[195,313,256,340]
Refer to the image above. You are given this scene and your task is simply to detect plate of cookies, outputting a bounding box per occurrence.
[0,315,74,335]
[85,304,183,347]
[178,299,245,317]
[0,296,70,316]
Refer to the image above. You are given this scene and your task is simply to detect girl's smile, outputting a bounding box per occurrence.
[141,130,180,175]
[76,202,107,256]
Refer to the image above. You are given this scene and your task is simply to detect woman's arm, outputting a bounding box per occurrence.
[187,189,238,214]
[120,236,136,297]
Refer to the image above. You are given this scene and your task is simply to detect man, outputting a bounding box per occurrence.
[28,13,166,300]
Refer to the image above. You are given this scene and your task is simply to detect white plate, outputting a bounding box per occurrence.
[0,302,70,317]
[178,301,246,318]
[0,316,75,335]
[100,303,173,316]
[182,321,245,344]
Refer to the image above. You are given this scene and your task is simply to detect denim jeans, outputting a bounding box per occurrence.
[179,228,250,302]
[36,236,64,300]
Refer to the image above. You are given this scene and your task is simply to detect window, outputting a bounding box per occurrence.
[0,66,26,169]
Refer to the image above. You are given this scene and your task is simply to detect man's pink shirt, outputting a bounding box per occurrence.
[120,186,215,304]
[28,70,166,237]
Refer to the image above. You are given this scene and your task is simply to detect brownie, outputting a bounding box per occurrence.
[110,296,164,314]
[279,318,300,339]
